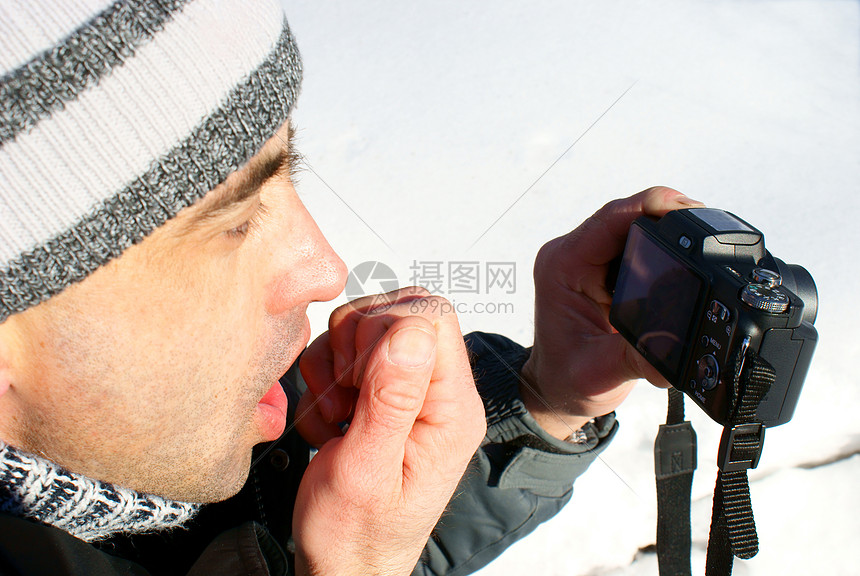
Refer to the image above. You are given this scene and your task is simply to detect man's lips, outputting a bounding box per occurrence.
[253,314,311,441]
[255,381,288,441]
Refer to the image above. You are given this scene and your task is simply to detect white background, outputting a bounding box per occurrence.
[284,2,859,574]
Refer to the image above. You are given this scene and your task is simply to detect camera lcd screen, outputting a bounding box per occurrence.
[612,226,704,377]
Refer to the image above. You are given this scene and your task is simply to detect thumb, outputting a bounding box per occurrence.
[341,317,437,475]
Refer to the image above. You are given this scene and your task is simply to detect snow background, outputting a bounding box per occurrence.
[283,1,859,574]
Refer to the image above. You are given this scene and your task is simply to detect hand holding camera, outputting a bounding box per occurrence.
[520,187,705,439]
[609,205,818,427]
[522,184,817,442]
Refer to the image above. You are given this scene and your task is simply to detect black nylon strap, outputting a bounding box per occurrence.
[705,352,775,575]
[667,386,686,425]
[655,388,696,576]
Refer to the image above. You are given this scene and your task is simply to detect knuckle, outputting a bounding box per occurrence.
[419,294,449,307]
[404,285,431,297]
[328,302,352,329]
[398,294,455,319]
[329,300,366,331]
[371,374,426,416]
[596,197,631,225]
[534,237,562,274]
[344,294,376,313]
[603,196,626,212]
[644,185,676,198]
[364,292,400,315]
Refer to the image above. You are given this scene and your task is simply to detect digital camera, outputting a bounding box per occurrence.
[609,208,818,427]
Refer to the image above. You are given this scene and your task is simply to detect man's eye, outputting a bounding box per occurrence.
[226,220,251,237]
[225,203,269,239]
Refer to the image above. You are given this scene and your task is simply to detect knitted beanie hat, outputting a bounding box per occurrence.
[0,0,302,323]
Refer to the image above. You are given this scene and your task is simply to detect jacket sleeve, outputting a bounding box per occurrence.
[413,332,618,576]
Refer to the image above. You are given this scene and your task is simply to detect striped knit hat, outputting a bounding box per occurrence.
[0,0,302,323]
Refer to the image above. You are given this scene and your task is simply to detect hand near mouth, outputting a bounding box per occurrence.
[293,287,485,575]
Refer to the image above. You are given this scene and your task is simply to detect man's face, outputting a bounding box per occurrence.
[0,123,347,502]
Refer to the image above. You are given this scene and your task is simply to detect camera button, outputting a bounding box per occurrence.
[678,235,692,249]
[709,300,731,323]
[752,267,782,287]
[697,354,719,390]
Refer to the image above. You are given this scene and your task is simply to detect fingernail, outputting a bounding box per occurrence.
[675,193,705,207]
[388,327,435,367]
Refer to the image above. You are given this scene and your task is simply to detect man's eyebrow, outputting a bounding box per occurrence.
[177,125,299,233]
[207,147,290,214]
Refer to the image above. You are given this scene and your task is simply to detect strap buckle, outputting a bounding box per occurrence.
[717,423,765,472]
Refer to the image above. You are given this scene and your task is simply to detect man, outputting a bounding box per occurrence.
[0,0,701,574]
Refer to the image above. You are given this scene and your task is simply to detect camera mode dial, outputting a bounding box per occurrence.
[741,283,789,314]
[751,268,781,287]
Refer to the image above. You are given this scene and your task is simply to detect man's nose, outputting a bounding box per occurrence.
[264,209,347,316]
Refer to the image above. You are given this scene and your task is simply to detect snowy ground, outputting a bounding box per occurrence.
[284,1,859,574]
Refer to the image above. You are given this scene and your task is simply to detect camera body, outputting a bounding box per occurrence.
[609,208,818,427]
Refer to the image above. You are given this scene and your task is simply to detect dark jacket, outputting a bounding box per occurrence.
[0,333,616,576]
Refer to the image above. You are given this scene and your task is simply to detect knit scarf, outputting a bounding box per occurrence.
[0,442,200,542]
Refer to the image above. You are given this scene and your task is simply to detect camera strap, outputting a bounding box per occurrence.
[654,350,775,576]
[654,387,696,576]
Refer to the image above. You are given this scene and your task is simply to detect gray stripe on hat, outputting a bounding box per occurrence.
[0,20,301,321]
[0,0,190,146]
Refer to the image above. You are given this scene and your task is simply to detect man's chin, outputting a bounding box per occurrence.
[156,448,255,504]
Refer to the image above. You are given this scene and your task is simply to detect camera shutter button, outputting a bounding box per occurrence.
[751,267,781,287]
